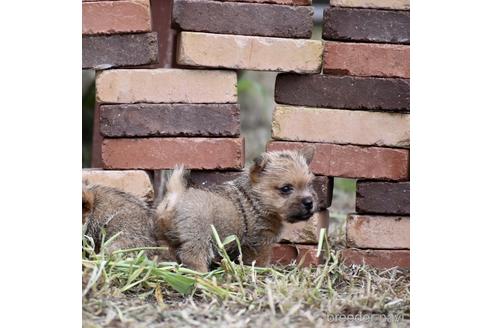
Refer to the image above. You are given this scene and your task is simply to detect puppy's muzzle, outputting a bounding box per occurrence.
[302,197,314,212]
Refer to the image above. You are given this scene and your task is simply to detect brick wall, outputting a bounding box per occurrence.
[82,0,410,269]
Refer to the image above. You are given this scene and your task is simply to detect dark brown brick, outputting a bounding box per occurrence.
[323,7,409,44]
[314,176,333,210]
[189,171,242,188]
[275,74,409,111]
[83,33,158,69]
[189,171,333,209]
[100,104,240,137]
[173,0,313,38]
[221,0,312,5]
[101,138,244,170]
[356,181,410,214]
[341,248,410,269]
[268,141,409,180]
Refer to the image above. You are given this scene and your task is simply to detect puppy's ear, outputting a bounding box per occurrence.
[249,153,269,183]
[82,188,95,223]
[299,145,315,165]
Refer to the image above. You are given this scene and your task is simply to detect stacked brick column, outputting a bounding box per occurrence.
[82,0,158,69]
[82,0,159,203]
[171,0,330,266]
[269,0,410,269]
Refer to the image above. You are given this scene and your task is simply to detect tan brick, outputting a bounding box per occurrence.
[341,249,410,269]
[102,138,244,170]
[330,0,409,10]
[271,244,324,267]
[324,42,409,78]
[96,69,237,104]
[272,105,409,148]
[177,32,323,73]
[267,141,409,180]
[82,169,154,203]
[347,214,409,249]
[280,210,329,244]
[83,0,151,35]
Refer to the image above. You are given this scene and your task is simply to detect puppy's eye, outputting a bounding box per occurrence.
[279,185,293,194]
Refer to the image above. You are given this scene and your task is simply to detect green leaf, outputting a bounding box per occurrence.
[161,271,196,295]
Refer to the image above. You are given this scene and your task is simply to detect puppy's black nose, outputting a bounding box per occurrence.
[302,197,313,211]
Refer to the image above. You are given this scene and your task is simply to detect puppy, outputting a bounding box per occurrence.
[155,147,317,272]
[83,184,160,257]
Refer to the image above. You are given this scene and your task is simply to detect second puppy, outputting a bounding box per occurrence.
[155,147,318,272]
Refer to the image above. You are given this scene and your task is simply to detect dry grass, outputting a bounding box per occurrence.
[82,228,410,328]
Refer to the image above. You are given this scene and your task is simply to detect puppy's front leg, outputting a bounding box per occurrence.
[176,242,211,272]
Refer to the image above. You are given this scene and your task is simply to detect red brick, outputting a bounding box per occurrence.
[271,244,298,266]
[267,141,409,181]
[341,249,410,269]
[82,0,151,35]
[271,244,324,267]
[101,138,244,170]
[324,41,409,78]
[297,245,324,266]
[346,215,409,249]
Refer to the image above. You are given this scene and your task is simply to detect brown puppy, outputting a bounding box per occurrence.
[83,184,160,257]
[155,147,317,272]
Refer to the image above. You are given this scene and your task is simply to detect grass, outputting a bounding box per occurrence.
[82,227,410,327]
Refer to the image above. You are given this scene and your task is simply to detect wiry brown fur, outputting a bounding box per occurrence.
[83,184,160,257]
[155,147,318,272]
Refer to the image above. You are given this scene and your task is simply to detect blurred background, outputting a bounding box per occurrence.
[82,0,353,243]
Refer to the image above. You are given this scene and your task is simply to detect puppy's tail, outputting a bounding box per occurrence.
[155,165,187,246]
